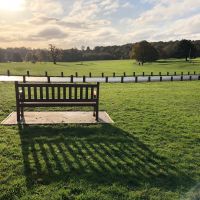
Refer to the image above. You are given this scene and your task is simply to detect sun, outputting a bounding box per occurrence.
[0,0,24,11]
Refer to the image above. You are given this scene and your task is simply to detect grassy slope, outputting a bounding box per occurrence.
[0,59,200,76]
[0,81,200,200]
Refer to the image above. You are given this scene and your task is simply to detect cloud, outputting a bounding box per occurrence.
[0,0,200,48]
[27,0,63,15]
[30,26,68,40]
[120,0,200,42]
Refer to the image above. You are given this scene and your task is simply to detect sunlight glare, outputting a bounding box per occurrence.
[0,0,24,11]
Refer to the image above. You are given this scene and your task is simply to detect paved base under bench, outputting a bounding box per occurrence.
[1,111,114,125]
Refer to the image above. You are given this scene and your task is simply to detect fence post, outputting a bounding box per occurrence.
[102,72,104,77]
[61,72,64,77]
[148,76,151,82]
[121,76,124,83]
[198,75,200,80]
[75,72,78,77]
[160,76,162,82]
[189,75,192,81]
[174,72,176,76]
[7,70,10,76]
[135,76,138,83]
[27,71,30,77]
[113,72,115,77]
[23,75,26,83]
[47,76,50,83]
[181,75,183,81]
[89,72,91,77]
[83,76,86,83]
[167,72,169,76]
[151,72,153,76]
[45,71,48,77]
[194,71,196,75]
[188,72,190,75]
[124,72,126,77]
[159,72,161,76]
[143,72,145,76]
[181,72,183,76]
[133,72,135,76]
[106,77,108,83]
[171,76,173,81]
[71,75,73,83]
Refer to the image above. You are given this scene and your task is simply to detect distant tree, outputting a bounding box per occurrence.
[80,45,85,64]
[49,44,62,64]
[177,39,196,61]
[25,52,33,62]
[131,41,159,65]
[35,50,48,62]
[86,46,91,52]
[32,54,38,63]
[0,49,5,62]
[12,52,22,62]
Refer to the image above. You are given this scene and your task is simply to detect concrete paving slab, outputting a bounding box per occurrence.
[1,111,114,125]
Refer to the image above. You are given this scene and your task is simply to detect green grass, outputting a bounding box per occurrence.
[0,81,200,199]
[0,58,200,77]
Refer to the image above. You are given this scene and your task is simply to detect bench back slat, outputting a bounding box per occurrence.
[46,86,49,100]
[34,87,37,100]
[52,86,55,100]
[91,87,94,99]
[86,86,88,99]
[40,86,43,100]
[57,86,61,99]
[15,82,99,102]
[28,86,31,100]
[63,86,66,99]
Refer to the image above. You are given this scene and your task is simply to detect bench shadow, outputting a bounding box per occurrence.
[19,124,193,190]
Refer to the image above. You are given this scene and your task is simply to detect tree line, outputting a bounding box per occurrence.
[0,39,199,63]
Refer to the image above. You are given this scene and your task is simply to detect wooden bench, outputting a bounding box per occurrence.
[15,81,100,123]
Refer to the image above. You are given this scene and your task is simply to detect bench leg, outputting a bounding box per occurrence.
[20,106,24,123]
[93,106,95,117]
[95,106,99,121]
[17,106,20,123]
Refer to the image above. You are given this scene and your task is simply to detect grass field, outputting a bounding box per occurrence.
[0,59,200,77]
[0,80,200,200]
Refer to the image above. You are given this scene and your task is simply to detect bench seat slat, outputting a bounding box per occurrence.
[20,102,96,107]
[20,99,97,102]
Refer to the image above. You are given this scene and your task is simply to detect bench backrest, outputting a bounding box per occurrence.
[15,82,99,102]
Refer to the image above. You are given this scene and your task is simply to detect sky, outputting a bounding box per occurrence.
[0,0,200,49]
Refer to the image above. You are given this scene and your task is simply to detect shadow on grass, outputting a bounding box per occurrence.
[19,124,193,190]
[156,60,200,65]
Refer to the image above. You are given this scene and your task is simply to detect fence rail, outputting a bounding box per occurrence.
[0,74,200,83]
[2,70,200,78]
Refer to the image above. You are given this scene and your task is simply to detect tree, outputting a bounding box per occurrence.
[25,52,33,62]
[131,41,158,65]
[35,50,49,62]
[80,45,85,64]
[49,44,62,64]
[12,52,22,62]
[0,49,5,62]
[177,39,196,61]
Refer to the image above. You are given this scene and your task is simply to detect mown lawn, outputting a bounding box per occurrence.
[0,58,200,77]
[0,81,200,200]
